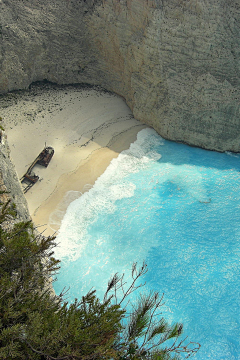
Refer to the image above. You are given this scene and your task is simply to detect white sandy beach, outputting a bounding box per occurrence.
[1,84,147,236]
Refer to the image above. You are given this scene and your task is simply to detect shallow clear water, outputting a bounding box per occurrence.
[53,128,240,360]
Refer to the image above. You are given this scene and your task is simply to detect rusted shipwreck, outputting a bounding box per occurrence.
[21,146,54,193]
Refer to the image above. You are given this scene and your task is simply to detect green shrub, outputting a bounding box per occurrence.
[0,204,200,359]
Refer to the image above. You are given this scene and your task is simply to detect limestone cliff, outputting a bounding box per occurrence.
[0,0,240,152]
[0,128,29,222]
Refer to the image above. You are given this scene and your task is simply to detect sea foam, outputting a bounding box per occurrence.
[54,128,162,262]
[54,128,240,360]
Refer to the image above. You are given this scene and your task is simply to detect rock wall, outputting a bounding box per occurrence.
[0,129,29,222]
[0,0,240,151]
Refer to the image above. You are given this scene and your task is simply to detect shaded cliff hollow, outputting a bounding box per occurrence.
[0,0,240,152]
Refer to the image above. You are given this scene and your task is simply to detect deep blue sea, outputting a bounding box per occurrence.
[53,128,240,360]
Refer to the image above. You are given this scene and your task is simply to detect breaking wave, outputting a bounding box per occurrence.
[54,128,240,360]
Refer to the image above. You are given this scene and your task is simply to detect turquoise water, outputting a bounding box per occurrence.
[53,128,240,359]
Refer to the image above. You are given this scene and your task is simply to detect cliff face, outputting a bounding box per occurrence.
[0,130,29,222]
[0,0,240,152]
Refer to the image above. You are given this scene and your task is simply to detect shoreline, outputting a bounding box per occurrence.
[1,83,148,236]
[32,124,146,236]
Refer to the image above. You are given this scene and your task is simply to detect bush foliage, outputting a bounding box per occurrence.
[0,203,200,359]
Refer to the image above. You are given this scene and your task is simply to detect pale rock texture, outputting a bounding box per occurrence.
[0,130,29,221]
[0,0,240,151]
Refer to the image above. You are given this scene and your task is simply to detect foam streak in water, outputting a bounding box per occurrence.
[55,128,161,261]
[54,128,240,360]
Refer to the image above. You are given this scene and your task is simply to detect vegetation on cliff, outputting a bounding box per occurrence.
[0,203,200,359]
